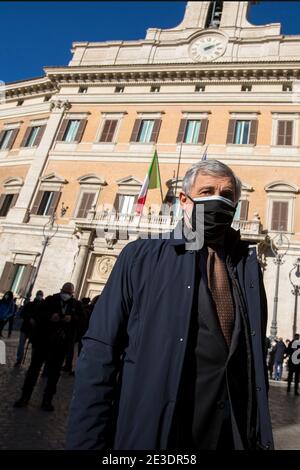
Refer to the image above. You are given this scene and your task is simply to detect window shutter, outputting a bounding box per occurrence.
[56,119,69,141]
[20,127,32,147]
[7,128,19,149]
[75,119,87,142]
[31,191,45,215]
[11,193,18,208]
[34,125,46,147]
[198,119,208,144]
[99,120,111,142]
[226,120,236,144]
[285,121,293,145]
[277,121,285,146]
[0,130,5,148]
[47,191,61,216]
[76,192,95,218]
[176,119,187,143]
[130,119,142,142]
[0,194,6,214]
[106,120,117,142]
[0,262,17,293]
[150,119,162,143]
[18,265,36,298]
[271,201,288,231]
[249,120,258,145]
[239,200,249,220]
[113,194,119,211]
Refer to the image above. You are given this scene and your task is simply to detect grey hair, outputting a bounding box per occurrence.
[182,160,242,202]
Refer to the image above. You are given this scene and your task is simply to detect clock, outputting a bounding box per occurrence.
[189,34,228,62]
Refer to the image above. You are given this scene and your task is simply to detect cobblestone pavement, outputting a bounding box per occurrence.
[0,332,300,450]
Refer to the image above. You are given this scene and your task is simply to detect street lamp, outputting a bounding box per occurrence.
[270,230,290,338]
[289,257,300,339]
[24,214,58,303]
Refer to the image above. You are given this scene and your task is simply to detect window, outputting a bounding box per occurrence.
[176,119,208,145]
[150,86,160,93]
[56,118,87,143]
[276,120,293,146]
[79,86,88,94]
[233,121,250,144]
[233,200,249,221]
[25,126,41,147]
[0,129,17,150]
[241,85,252,92]
[271,201,289,231]
[63,120,81,143]
[206,0,223,28]
[99,119,118,143]
[115,194,137,215]
[138,120,154,143]
[130,119,161,143]
[0,194,18,217]
[0,262,36,297]
[31,190,60,217]
[283,84,292,92]
[115,86,124,93]
[75,192,96,218]
[11,264,26,294]
[195,85,205,92]
[227,119,258,145]
[184,120,202,144]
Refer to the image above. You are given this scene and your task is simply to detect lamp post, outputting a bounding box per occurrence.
[289,257,300,339]
[270,231,290,339]
[25,213,58,303]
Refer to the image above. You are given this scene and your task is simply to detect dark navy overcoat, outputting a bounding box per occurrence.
[66,227,274,450]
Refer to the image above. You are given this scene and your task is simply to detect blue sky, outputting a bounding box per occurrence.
[2,1,300,84]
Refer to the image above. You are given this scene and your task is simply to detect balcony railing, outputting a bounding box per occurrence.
[76,209,263,238]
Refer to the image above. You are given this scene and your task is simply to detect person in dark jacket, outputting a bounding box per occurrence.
[0,291,17,337]
[14,290,44,367]
[273,337,286,381]
[66,160,274,451]
[14,282,83,411]
[286,334,300,395]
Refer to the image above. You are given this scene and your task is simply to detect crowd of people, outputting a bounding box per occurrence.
[266,335,300,395]
[0,284,99,412]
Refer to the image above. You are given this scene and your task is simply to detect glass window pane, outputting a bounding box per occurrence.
[138,120,154,143]
[11,265,25,294]
[64,120,80,142]
[0,130,13,150]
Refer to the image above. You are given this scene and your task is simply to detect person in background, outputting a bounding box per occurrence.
[273,337,286,381]
[0,291,17,338]
[14,282,83,411]
[286,334,300,396]
[14,290,44,367]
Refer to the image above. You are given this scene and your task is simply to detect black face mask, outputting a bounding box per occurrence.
[187,195,237,243]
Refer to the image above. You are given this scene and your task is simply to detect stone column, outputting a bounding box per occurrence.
[6,100,71,224]
[71,230,93,297]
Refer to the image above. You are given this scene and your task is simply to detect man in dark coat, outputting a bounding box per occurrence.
[14,282,83,411]
[272,337,286,381]
[286,334,300,395]
[14,290,44,367]
[66,160,274,450]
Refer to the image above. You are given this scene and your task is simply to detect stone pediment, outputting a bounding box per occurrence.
[3,177,24,188]
[77,174,107,185]
[116,176,143,187]
[39,172,68,184]
[265,181,299,193]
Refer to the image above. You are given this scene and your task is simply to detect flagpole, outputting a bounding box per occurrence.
[155,146,164,205]
[174,139,183,202]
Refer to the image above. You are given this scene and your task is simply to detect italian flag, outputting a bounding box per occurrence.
[136,150,161,214]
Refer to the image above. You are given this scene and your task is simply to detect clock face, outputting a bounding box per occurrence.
[189,35,227,62]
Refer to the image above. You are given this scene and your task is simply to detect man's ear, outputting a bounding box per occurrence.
[179,191,188,209]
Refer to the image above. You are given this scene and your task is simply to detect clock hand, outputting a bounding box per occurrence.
[203,44,216,51]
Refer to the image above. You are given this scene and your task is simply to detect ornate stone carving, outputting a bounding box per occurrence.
[96,256,115,280]
[50,99,71,112]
